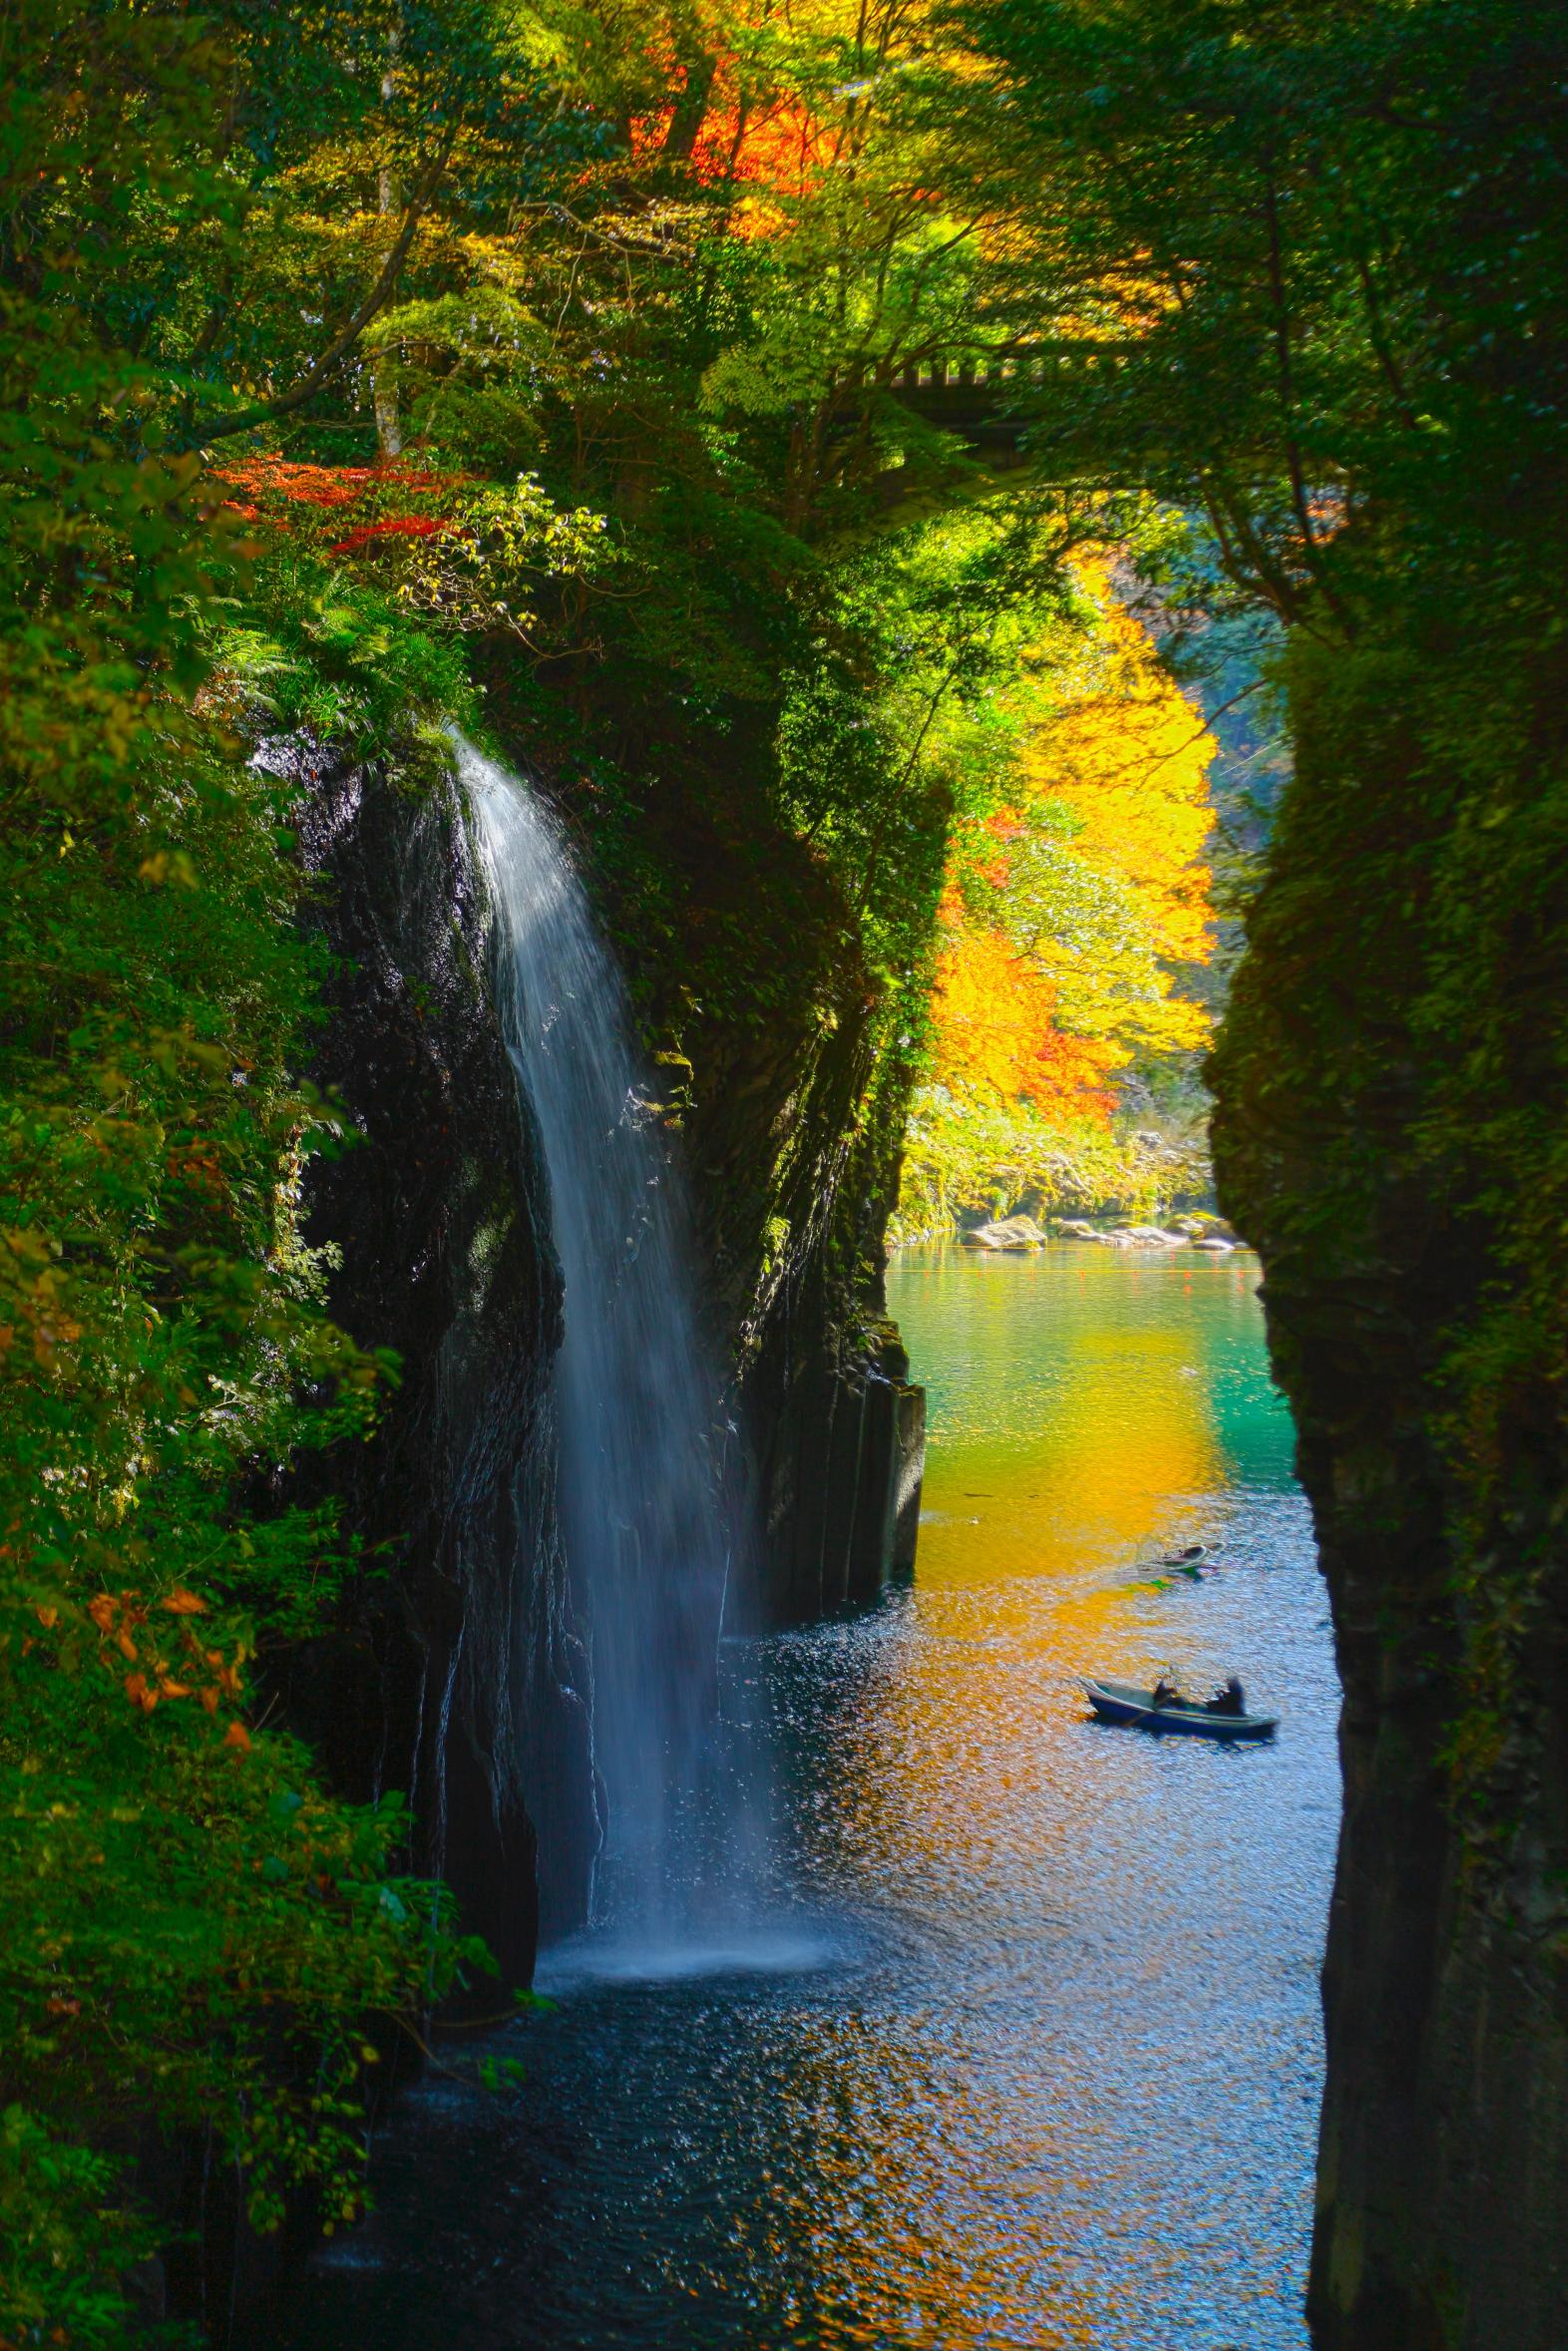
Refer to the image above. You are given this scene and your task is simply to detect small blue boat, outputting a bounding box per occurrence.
[1080,1676,1277,1744]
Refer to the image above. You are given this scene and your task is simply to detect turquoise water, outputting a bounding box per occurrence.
[259,1243,1338,2351]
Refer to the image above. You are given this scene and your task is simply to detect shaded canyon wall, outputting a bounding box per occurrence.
[285,746,595,1961]
[1210,643,1568,2351]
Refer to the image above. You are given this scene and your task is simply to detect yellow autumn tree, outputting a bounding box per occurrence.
[931,914,1123,1111]
[1021,563,1215,972]
[903,571,1217,1230]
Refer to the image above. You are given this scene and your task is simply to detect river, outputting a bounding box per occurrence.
[261,1242,1338,2351]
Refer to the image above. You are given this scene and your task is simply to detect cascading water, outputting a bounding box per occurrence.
[458,735,765,1958]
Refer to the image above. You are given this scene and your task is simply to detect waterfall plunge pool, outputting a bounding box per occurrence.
[258,1242,1338,2351]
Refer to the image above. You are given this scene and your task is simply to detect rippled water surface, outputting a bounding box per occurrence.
[268,1244,1339,2351]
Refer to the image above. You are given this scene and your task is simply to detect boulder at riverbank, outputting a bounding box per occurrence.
[1046,1217,1240,1250]
[961,1215,1047,1250]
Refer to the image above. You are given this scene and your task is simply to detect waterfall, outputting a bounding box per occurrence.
[458,736,761,1956]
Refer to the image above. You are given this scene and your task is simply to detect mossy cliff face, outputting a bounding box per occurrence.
[285,747,597,1969]
[1210,633,1568,2351]
[682,922,927,1625]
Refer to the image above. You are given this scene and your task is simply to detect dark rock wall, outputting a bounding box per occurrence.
[752,1312,925,1623]
[1210,644,1568,2351]
[286,747,597,1968]
[732,1082,926,1628]
[675,915,928,1628]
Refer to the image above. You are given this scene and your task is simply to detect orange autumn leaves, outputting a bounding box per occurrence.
[620,0,947,224]
[629,54,824,209]
[934,926,1119,1110]
[69,1586,249,1736]
[213,456,465,546]
[931,581,1215,1123]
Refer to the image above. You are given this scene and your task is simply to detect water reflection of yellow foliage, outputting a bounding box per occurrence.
[770,1247,1283,2343]
[717,2007,1110,2346]
[920,1258,1225,1579]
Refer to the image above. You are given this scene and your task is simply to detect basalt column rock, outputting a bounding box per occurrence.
[279,745,597,1971]
[760,1318,925,1622]
[1210,647,1568,2351]
[675,940,927,1627]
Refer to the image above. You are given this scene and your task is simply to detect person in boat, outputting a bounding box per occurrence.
[1206,1676,1246,1717]
[1150,1676,1182,1709]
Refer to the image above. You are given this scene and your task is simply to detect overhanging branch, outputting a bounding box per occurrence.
[185,136,455,451]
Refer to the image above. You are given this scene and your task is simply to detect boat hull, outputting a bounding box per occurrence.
[1080,1677,1277,1743]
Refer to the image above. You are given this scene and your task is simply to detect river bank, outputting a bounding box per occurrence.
[894,1211,1243,1255]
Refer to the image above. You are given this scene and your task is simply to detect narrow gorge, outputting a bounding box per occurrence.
[5,6,1567,2348]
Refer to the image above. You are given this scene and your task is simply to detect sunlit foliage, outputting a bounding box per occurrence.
[0,6,586,2334]
[901,572,1216,1232]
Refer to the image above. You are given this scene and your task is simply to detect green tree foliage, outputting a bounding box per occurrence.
[0,6,585,2334]
[960,0,1568,621]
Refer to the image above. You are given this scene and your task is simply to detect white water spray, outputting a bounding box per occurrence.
[460,736,765,1953]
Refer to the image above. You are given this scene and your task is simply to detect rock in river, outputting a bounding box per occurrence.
[962,1215,1047,1251]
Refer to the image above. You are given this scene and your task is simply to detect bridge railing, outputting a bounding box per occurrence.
[843,347,1124,396]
